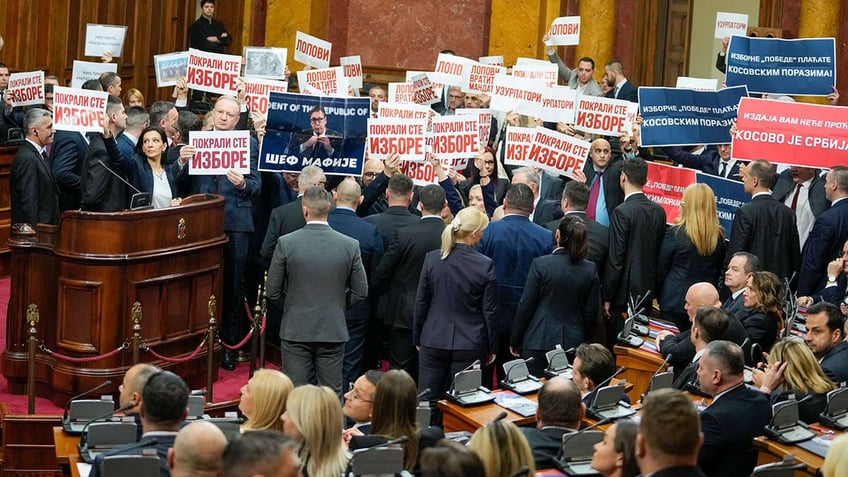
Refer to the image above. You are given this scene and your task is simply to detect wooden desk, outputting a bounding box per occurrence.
[69,454,85,477]
[754,431,830,476]
[53,426,80,466]
[615,344,664,404]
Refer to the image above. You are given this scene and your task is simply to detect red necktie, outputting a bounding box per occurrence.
[790,184,801,210]
[587,171,602,220]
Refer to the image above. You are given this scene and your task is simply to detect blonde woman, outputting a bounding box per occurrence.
[281,385,347,477]
[239,369,294,432]
[754,337,836,424]
[468,420,536,477]
[657,183,727,331]
[822,434,848,477]
[414,207,497,409]
[124,88,144,108]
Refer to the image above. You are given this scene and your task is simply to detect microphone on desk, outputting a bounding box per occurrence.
[580,417,612,432]
[449,359,481,395]
[63,380,112,423]
[503,357,535,384]
[417,388,431,401]
[586,367,627,405]
[507,465,531,477]
[96,160,152,210]
[491,411,508,422]
[78,402,133,447]
[641,354,673,400]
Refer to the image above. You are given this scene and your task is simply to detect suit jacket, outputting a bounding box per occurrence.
[661,147,744,181]
[328,207,384,323]
[820,275,847,306]
[726,194,801,283]
[80,134,128,212]
[50,130,89,211]
[414,245,498,353]
[723,292,749,322]
[772,169,829,218]
[89,433,177,477]
[10,140,59,225]
[533,198,563,225]
[604,193,667,306]
[511,249,600,351]
[698,383,771,477]
[521,426,575,469]
[605,80,638,103]
[540,172,564,202]
[266,223,368,343]
[115,132,136,162]
[657,225,727,314]
[673,357,700,390]
[546,52,603,96]
[660,314,748,378]
[365,205,421,249]
[477,215,554,331]
[821,340,848,385]
[261,197,305,265]
[545,211,609,279]
[372,216,444,329]
[798,199,848,295]
[740,310,779,352]
[582,158,624,220]
[652,466,707,477]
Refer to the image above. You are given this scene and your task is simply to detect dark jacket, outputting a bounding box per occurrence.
[10,140,60,225]
[821,340,848,385]
[545,211,609,280]
[798,199,848,295]
[520,426,575,469]
[657,225,727,314]
[328,207,385,323]
[50,130,89,211]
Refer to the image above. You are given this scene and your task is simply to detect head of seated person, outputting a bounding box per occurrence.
[119,363,161,415]
[535,376,583,430]
[167,420,227,477]
[281,384,348,477]
[140,370,189,433]
[369,369,420,471]
[468,420,536,477]
[420,439,485,477]
[343,370,384,427]
[636,389,702,474]
[573,343,616,395]
[764,337,836,423]
[590,419,640,477]
[239,368,294,432]
[222,430,301,477]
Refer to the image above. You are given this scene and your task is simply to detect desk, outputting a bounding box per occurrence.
[615,344,664,404]
[754,432,829,476]
[53,426,80,466]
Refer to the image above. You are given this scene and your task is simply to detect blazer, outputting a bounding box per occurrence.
[604,193,667,306]
[546,51,603,96]
[661,147,744,181]
[821,340,848,384]
[533,198,563,225]
[540,172,564,202]
[652,467,707,477]
[266,223,368,343]
[545,211,609,279]
[327,207,384,323]
[673,357,699,390]
[261,197,305,265]
[726,194,801,284]
[477,215,554,331]
[10,140,59,225]
[798,199,848,295]
[772,168,829,218]
[698,383,771,477]
[582,158,624,220]
[659,316,749,379]
[605,80,638,103]
[820,275,847,306]
[80,133,128,212]
[414,244,498,353]
[657,225,727,314]
[739,310,779,358]
[521,426,575,469]
[511,249,600,352]
[723,292,749,322]
[115,132,136,162]
[50,130,89,210]
[365,205,421,249]
[372,216,444,329]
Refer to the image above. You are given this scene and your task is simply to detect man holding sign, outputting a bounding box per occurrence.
[543,35,602,97]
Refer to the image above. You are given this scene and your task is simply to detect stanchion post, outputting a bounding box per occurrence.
[131,301,142,364]
[206,295,216,403]
[26,304,39,415]
[259,271,267,368]
[249,280,262,377]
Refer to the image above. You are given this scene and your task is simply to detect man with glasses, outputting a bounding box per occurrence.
[342,370,384,433]
[290,105,341,161]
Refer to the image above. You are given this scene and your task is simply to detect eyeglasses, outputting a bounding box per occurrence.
[363,172,380,178]
[310,116,326,123]
[348,382,373,403]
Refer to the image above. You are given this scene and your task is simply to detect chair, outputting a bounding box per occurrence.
[749,455,806,476]
[347,446,404,476]
[100,454,160,477]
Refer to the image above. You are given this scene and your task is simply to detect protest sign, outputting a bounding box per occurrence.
[490,73,545,117]
[52,86,108,133]
[456,108,493,148]
[243,47,287,79]
[732,97,848,168]
[527,127,589,179]
[430,53,474,89]
[340,55,363,90]
[540,85,577,123]
[71,61,117,89]
[410,73,440,105]
[714,12,748,38]
[512,63,558,88]
[189,130,251,175]
[479,55,505,66]
[294,31,331,69]
[639,85,748,147]
[725,36,836,96]
[466,62,506,95]
[675,76,718,91]
[405,71,444,100]
[515,57,553,67]
[644,162,696,223]
[297,67,347,96]
[84,24,127,57]
[186,48,241,95]
[696,172,748,238]
[367,118,428,161]
[378,102,435,121]
[547,16,581,46]
[388,82,415,104]
[260,92,369,176]
[7,71,44,107]
[574,95,637,135]
[154,51,189,87]
[503,126,537,166]
[430,115,479,160]
[399,160,441,187]
[243,78,289,119]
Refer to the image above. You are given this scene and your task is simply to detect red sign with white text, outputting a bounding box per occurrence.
[643,162,697,224]
[527,127,590,180]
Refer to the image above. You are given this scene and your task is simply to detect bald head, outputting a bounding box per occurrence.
[684,282,720,321]
[589,139,612,169]
[335,179,362,208]
[168,421,227,477]
[536,376,583,428]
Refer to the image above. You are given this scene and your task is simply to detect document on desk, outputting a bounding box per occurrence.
[494,391,538,417]
[798,434,834,458]
[77,462,92,477]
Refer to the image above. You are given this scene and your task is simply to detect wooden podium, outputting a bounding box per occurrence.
[2,194,227,406]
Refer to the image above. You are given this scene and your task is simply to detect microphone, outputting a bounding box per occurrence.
[97,160,143,194]
[507,465,530,477]
[190,389,208,396]
[450,359,481,394]
[595,367,626,391]
[504,357,535,383]
[643,353,673,397]
[63,380,112,422]
[79,403,133,447]
[491,411,508,422]
[581,417,612,432]
[417,389,431,400]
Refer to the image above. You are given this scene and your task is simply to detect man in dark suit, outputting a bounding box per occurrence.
[805,301,848,384]
[636,389,707,477]
[50,129,89,211]
[602,60,637,103]
[520,377,583,469]
[696,340,771,477]
[660,144,744,181]
[328,180,384,386]
[672,307,731,392]
[798,166,848,296]
[546,181,608,279]
[583,139,624,227]
[371,184,445,378]
[90,371,189,477]
[572,343,621,406]
[604,157,667,347]
[10,108,59,226]
[510,166,562,226]
[288,105,342,160]
[773,166,829,249]
[722,252,758,320]
[266,186,368,397]
[260,165,326,265]
[115,106,149,162]
[80,95,128,212]
[477,183,553,382]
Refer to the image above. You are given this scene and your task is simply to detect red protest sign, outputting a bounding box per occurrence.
[367,118,428,161]
[187,48,241,95]
[503,126,535,166]
[644,162,696,224]
[430,116,479,160]
[575,96,636,135]
[732,97,848,168]
[399,160,441,187]
[527,127,590,180]
[243,78,288,118]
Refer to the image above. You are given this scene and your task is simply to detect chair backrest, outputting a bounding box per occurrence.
[348,447,404,476]
[86,422,138,448]
[186,395,206,419]
[749,460,806,476]
[100,454,160,477]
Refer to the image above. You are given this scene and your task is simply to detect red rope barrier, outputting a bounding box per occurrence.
[44,345,125,363]
[220,310,267,352]
[145,341,206,363]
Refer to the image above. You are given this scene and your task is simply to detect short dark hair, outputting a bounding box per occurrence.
[141,371,189,426]
[81,79,102,91]
[149,101,176,128]
[201,0,215,6]
[106,94,123,114]
[732,251,759,274]
[419,184,446,215]
[309,105,326,117]
[222,431,297,477]
[575,343,615,389]
[693,307,730,343]
[536,378,582,427]
[748,159,777,189]
[126,106,149,130]
[562,180,589,210]
[99,72,120,91]
[388,174,414,199]
[364,370,385,399]
[177,110,202,143]
[705,340,745,377]
[622,157,648,187]
[135,126,168,156]
[302,186,331,217]
[830,166,848,193]
[577,57,596,69]
[807,301,845,334]
[640,389,701,457]
[504,183,534,215]
[420,440,485,477]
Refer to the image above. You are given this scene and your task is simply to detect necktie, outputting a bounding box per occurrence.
[613,86,619,98]
[790,184,802,211]
[719,161,727,178]
[586,171,602,220]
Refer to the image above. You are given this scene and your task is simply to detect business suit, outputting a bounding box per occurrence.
[659,316,748,380]
[532,198,563,226]
[115,132,136,162]
[327,206,384,386]
[260,197,305,265]
[267,222,368,396]
[661,147,744,181]
[582,158,624,225]
[605,80,638,103]
[10,140,59,226]
[798,199,848,296]
[539,172,564,202]
[372,216,444,377]
[821,340,848,384]
[50,130,89,211]
[89,433,177,477]
[365,205,421,249]
[672,357,700,390]
[740,310,779,352]
[723,291,750,322]
[821,275,847,306]
[80,133,128,212]
[546,52,603,96]
[511,249,600,376]
[545,211,609,281]
[726,193,801,284]
[652,467,706,477]
[772,169,829,219]
[698,383,771,477]
[521,426,575,469]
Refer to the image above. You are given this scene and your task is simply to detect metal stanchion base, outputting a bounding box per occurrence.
[235,350,251,362]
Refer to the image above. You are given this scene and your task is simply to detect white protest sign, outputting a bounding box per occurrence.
[479,55,505,66]
[715,12,748,39]
[528,127,590,180]
[430,53,474,89]
[512,63,558,88]
[388,82,415,104]
[547,16,581,46]
[154,51,189,87]
[243,47,287,80]
[575,95,636,135]
[84,24,127,57]
[71,61,117,89]
[676,76,718,91]
[399,160,441,187]
[339,55,363,90]
[243,78,288,119]
[467,62,506,95]
[189,130,251,175]
[52,86,108,133]
[294,31,332,69]
[410,73,440,105]
[378,102,437,129]
[406,71,444,100]
[186,48,241,95]
[490,73,545,117]
[456,108,492,148]
[367,117,428,161]
[503,126,536,166]
[541,85,577,123]
[430,115,479,160]
[515,57,553,67]
[7,71,45,107]
[297,67,347,96]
